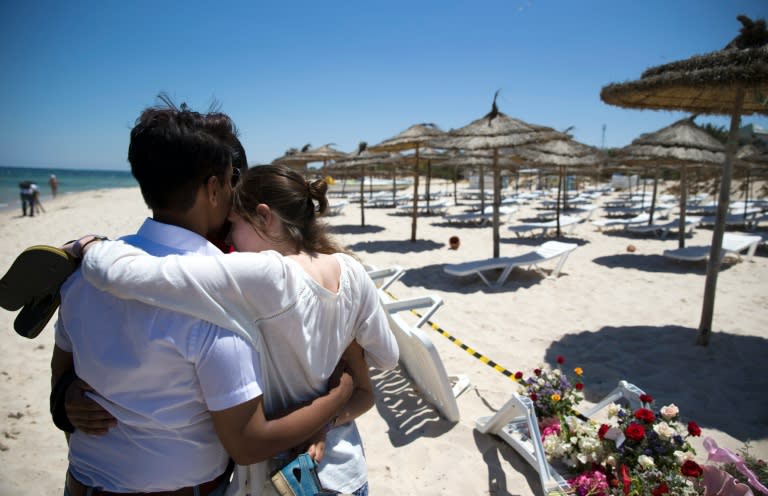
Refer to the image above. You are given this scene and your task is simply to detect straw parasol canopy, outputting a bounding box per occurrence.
[368,123,445,241]
[617,116,725,247]
[433,92,566,258]
[272,143,348,171]
[600,15,768,345]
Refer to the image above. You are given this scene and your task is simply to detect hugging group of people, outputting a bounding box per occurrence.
[45,97,399,496]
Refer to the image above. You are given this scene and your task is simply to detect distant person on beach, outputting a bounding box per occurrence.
[49,174,58,198]
[30,182,43,214]
[18,181,34,216]
[75,163,398,495]
[51,101,356,495]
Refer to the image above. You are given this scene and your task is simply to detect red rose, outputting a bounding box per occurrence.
[680,460,703,477]
[634,408,655,423]
[598,423,610,440]
[652,482,669,495]
[687,421,701,437]
[575,383,584,391]
[556,355,565,364]
[625,423,645,441]
[640,394,654,404]
[530,393,538,401]
[534,368,542,376]
[514,371,523,380]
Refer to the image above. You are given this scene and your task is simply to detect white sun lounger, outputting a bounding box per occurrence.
[378,292,470,423]
[443,241,578,288]
[507,215,583,238]
[626,216,701,239]
[475,380,645,495]
[591,213,650,231]
[663,232,763,263]
[443,206,518,225]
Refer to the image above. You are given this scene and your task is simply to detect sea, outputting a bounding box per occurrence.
[0,165,138,212]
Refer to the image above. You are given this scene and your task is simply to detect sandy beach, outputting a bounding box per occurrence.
[1,183,766,495]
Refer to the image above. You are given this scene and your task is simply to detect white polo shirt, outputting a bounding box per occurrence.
[55,218,263,492]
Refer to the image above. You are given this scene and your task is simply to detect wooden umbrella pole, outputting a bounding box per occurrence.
[426,159,432,210]
[479,162,486,214]
[698,88,745,346]
[648,167,659,225]
[492,148,501,258]
[556,165,563,237]
[411,146,420,242]
[744,169,750,221]
[678,164,688,249]
[360,164,366,227]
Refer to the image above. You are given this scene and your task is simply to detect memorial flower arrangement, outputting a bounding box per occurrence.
[515,355,584,422]
[592,399,704,495]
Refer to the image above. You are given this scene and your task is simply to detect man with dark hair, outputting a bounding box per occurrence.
[52,101,351,496]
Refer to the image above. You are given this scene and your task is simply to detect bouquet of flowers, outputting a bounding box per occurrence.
[516,355,585,422]
[593,398,704,495]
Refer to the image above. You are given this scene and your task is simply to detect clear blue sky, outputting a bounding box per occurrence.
[1,0,766,170]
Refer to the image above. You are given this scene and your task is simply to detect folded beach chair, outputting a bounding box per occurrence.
[475,380,645,495]
[443,241,578,288]
[663,232,763,263]
[626,216,701,239]
[378,291,470,423]
[507,215,583,238]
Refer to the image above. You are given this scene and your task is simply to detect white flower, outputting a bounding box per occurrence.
[638,454,655,469]
[607,403,620,418]
[537,378,546,386]
[660,404,679,420]
[674,450,696,464]
[653,421,676,440]
[553,369,562,376]
[605,455,617,467]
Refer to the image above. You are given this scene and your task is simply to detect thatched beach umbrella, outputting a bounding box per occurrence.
[332,143,400,226]
[273,143,347,171]
[514,136,604,236]
[272,144,315,172]
[368,123,445,241]
[433,93,566,258]
[601,15,768,345]
[735,144,768,219]
[398,146,451,211]
[617,117,725,247]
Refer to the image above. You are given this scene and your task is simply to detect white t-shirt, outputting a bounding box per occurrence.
[81,242,398,494]
[56,219,263,492]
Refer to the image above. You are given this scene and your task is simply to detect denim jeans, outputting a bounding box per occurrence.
[352,481,369,496]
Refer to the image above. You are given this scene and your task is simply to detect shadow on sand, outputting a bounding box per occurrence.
[370,365,456,448]
[328,224,386,235]
[592,253,737,274]
[543,325,768,443]
[345,239,444,254]
[396,263,552,294]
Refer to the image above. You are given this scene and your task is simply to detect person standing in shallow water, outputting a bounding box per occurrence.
[49,174,59,198]
[19,181,34,217]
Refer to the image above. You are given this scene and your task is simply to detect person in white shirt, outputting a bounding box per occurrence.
[53,103,354,496]
[76,164,399,496]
